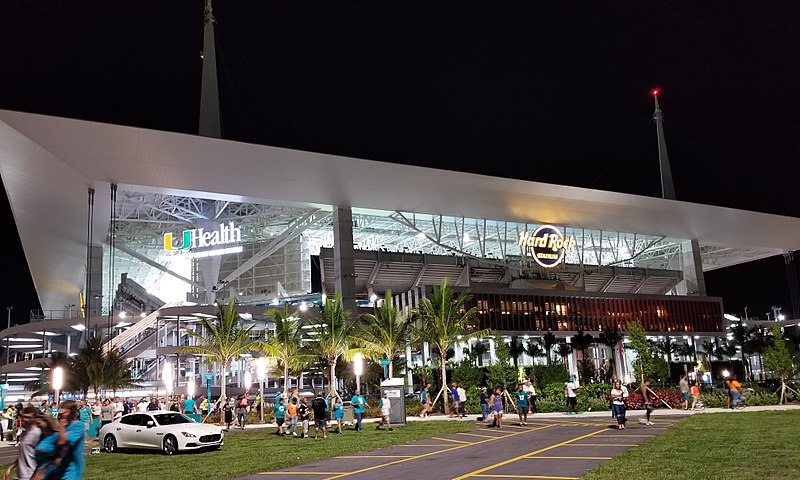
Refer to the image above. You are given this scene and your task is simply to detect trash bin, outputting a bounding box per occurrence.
[343,401,354,423]
[380,378,406,426]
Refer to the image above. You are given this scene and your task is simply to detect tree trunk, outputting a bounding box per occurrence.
[283,363,289,397]
[389,360,393,379]
[219,358,227,402]
[329,362,337,398]
[441,352,449,415]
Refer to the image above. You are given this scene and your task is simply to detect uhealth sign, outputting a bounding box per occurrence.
[164,221,242,252]
[518,225,576,268]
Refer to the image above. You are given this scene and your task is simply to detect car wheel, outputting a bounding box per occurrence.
[162,435,178,455]
[104,434,117,453]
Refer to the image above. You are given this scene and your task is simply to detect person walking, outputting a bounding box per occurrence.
[32,412,60,479]
[332,397,344,434]
[489,388,504,429]
[514,384,529,426]
[273,397,286,436]
[222,397,234,432]
[419,384,431,418]
[49,401,86,480]
[449,383,461,418]
[690,382,702,410]
[298,396,310,438]
[641,379,654,425]
[311,392,328,439]
[457,383,467,418]
[100,399,114,427]
[679,374,690,410]
[564,377,578,415]
[287,397,299,436]
[524,380,538,414]
[479,387,490,421]
[236,395,248,430]
[78,400,92,437]
[351,390,367,432]
[375,393,393,431]
[184,395,196,414]
[3,406,40,480]
[610,380,629,429]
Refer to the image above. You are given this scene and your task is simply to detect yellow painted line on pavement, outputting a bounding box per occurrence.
[433,436,474,444]
[258,472,351,476]
[523,456,612,460]
[564,443,638,447]
[321,424,554,480]
[598,434,655,438]
[451,428,607,480]
[457,432,505,439]
[335,455,413,459]
[472,475,577,479]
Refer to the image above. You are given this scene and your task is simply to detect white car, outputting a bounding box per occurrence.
[100,410,224,455]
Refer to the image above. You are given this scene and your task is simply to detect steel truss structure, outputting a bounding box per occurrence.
[102,192,777,311]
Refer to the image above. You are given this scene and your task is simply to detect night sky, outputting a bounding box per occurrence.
[1,2,798,325]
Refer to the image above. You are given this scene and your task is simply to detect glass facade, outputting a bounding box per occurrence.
[465,291,723,334]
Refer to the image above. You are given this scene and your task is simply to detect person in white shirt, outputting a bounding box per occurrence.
[113,398,124,420]
[456,383,467,418]
[610,380,629,429]
[375,393,393,431]
[137,398,149,412]
[3,406,40,480]
[524,380,538,414]
[564,377,577,414]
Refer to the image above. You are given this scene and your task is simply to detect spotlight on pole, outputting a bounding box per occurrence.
[52,366,65,411]
[353,353,364,391]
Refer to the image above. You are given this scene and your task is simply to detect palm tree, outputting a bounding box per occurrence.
[414,279,490,414]
[104,348,136,396]
[72,335,106,398]
[181,299,261,401]
[524,340,544,364]
[554,340,573,369]
[358,290,414,379]
[654,337,678,369]
[259,305,313,397]
[26,352,77,398]
[542,331,558,366]
[463,341,489,366]
[715,340,738,371]
[508,336,525,368]
[597,328,624,380]
[309,293,360,397]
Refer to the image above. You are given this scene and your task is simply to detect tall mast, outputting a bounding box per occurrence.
[199,0,222,138]
[652,88,676,200]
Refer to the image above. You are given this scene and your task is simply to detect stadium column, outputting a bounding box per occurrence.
[333,207,357,314]
[678,239,706,296]
[88,246,104,317]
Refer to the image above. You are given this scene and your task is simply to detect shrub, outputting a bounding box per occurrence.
[535,363,570,386]
[534,397,565,413]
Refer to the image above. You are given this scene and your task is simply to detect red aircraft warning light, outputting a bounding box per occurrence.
[651,87,661,97]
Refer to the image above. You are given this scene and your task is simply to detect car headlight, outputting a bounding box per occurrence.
[180,432,197,438]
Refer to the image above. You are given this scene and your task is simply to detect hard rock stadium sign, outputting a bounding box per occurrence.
[518,225,576,268]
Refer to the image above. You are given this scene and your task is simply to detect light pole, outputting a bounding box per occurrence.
[52,366,64,412]
[5,306,12,385]
[164,362,174,402]
[353,353,363,393]
[255,357,267,423]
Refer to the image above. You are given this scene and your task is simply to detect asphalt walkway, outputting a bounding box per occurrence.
[236,414,688,480]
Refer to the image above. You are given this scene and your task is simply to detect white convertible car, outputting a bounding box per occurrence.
[99,411,223,455]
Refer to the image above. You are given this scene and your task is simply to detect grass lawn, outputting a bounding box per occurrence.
[85,420,474,480]
[582,411,800,480]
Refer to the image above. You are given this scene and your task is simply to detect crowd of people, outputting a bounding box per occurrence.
[3,401,85,480]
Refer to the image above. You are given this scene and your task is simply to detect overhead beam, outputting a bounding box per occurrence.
[113,242,207,292]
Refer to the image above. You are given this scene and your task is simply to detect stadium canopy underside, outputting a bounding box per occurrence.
[2,109,800,315]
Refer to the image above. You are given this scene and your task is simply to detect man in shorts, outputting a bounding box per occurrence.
[311,392,328,439]
[514,384,529,426]
[376,393,393,431]
[679,374,690,410]
[273,396,286,436]
[564,377,577,414]
[449,383,461,418]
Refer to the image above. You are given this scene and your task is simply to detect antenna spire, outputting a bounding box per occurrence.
[199,0,221,138]
[652,88,676,200]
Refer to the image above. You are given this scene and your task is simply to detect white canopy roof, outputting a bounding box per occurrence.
[1,110,798,311]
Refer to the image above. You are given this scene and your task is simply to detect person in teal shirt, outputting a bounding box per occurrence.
[184,396,196,414]
[273,397,286,436]
[332,397,344,434]
[351,390,367,432]
[78,400,92,434]
[514,384,529,426]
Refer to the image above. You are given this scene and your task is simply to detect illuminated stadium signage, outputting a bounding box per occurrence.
[518,225,576,268]
[164,221,242,252]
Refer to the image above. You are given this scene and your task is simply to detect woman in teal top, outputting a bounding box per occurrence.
[33,414,60,479]
[332,397,344,434]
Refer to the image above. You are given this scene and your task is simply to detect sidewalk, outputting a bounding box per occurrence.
[220,403,800,432]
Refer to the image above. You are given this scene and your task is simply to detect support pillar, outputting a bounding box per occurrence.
[333,207,357,314]
[676,239,706,296]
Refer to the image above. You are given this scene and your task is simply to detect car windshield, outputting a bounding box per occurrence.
[153,413,193,426]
